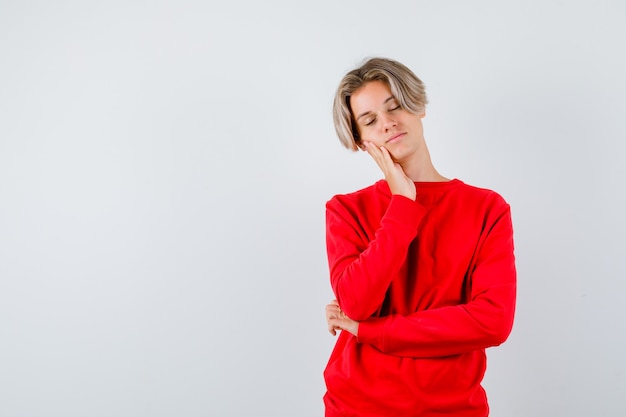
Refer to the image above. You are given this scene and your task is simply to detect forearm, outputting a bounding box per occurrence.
[327,195,426,320]
[358,205,517,357]
[357,283,516,357]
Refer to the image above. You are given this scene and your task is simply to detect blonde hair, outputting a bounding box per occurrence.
[332,57,428,151]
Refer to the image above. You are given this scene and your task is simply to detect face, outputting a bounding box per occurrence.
[350,80,425,162]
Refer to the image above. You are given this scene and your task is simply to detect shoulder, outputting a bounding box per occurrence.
[326,180,388,210]
[454,180,509,206]
[449,180,511,221]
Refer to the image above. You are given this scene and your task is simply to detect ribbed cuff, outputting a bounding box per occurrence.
[356,316,388,350]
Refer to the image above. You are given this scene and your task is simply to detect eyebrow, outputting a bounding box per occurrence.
[355,96,396,121]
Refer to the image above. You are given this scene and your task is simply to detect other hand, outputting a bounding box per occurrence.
[325,299,359,337]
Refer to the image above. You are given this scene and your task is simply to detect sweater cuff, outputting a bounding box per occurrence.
[357,316,388,350]
[383,195,427,235]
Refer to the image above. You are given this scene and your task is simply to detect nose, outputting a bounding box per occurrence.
[381,114,397,131]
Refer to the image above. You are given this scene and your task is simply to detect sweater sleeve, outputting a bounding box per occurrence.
[326,194,426,321]
[357,203,516,357]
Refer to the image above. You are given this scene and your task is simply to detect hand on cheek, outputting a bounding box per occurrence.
[363,141,416,200]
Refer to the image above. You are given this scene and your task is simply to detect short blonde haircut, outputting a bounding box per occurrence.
[332,57,428,151]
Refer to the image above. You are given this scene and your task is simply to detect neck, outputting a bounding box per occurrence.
[399,146,448,182]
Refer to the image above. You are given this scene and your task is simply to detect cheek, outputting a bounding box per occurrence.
[359,127,380,143]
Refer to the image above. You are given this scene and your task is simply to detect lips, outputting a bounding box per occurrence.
[386,132,406,144]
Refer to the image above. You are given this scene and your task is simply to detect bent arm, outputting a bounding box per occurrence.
[326,195,426,321]
[357,206,516,357]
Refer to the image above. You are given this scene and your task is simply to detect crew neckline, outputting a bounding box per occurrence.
[413,178,461,187]
[374,178,462,196]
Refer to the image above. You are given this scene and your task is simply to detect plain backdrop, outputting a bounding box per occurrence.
[1,1,625,416]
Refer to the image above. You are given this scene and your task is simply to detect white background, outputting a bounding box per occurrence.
[1,1,625,416]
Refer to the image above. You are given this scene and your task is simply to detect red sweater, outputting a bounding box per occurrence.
[324,179,516,417]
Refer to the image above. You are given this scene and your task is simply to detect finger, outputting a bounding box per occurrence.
[326,306,342,321]
[363,141,381,158]
[326,302,339,310]
[378,146,397,171]
[371,144,394,171]
[328,318,346,335]
[327,312,342,323]
[379,145,392,162]
[326,301,340,314]
[364,142,387,172]
[328,319,343,334]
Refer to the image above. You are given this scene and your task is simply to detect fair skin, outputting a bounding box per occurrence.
[326,80,448,337]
